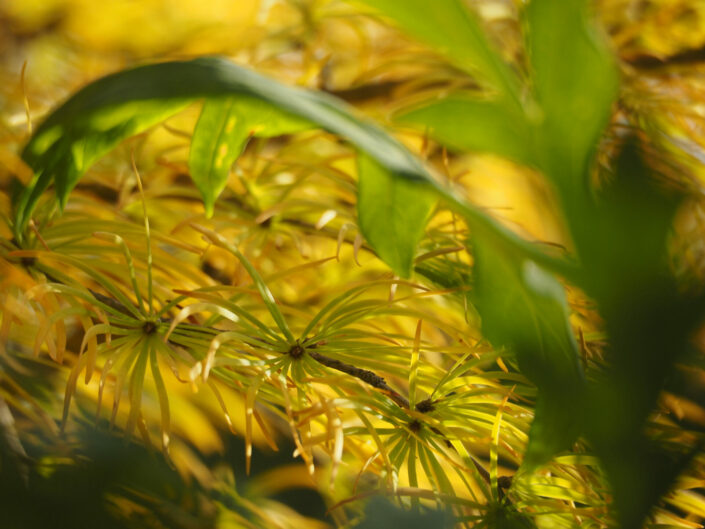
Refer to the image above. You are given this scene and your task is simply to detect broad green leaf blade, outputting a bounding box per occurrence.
[229,95,313,138]
[398,97,534,166]
[355,0,519,100]
[14,57,432,238]
[473,242,585,469]
[18,99,191,230]
[526,0,618,192]
[576,142,697,529]
[189,99,250,218]
[15,57,570,281]
[357,153,435,278]
[189,96,313,217]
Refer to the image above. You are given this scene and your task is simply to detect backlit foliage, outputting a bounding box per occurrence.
[2,1,705,529]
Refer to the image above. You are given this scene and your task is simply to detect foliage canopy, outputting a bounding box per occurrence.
[2,1,705,528]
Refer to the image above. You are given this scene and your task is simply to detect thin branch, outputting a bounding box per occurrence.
[625,43,705,70]
[308,350,410,409]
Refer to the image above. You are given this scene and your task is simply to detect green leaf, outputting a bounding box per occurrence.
[357,153,435,277]
[189,99,249,218]
[189,96,311,216]
[398,97,534,166]
[19,98,191,230]
[15,57,568,280]
[356,0,519,99]
[526,0,618,193]
[472,241,585,469]
[14,57,433,238]
[575,141,698,529]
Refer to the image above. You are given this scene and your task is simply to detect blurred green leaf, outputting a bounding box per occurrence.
[573,142,680,308]
[356,0,519,99]
[598,437,700,529]
[19,98,190,228]
[14,57,432,238]
[190,96,312,217]
[15,57,567,282]
[0,425,211,529]
[398,97,534,165]
[575,141,700,529]
[357,153,435,277]
[525,0,618,196]
[472,242,584,469]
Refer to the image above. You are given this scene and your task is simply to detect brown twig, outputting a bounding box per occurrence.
[625,43,705,70]
[308,350,410,409]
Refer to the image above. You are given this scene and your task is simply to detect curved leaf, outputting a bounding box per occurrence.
[526,0,618,193]
[15,56,567,280]
[357,153,435,277]
[19,98,191,230]
[14,57,430,236]
[189,99,249,218]
[189,96,312,216]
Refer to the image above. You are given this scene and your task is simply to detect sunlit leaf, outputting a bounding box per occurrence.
[19,98,190,230]
[357,153,435,277]
[14,57,432,237]
[189,96,312,216]
[14,57,568,281]
[355,0,519,98]
[398,97,534,165]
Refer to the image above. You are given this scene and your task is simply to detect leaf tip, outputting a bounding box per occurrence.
[203,199,215,218]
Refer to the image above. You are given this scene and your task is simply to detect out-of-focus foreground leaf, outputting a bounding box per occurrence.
[354,496,453,529]
[397,97,534,167]
[0,426,210,529]
[387,0,608,469]
[480,500,538,529]
[577,141,702,529]
[362,1,705,525]
[354,0,519,98]
[189,96,312,217]
[14,56,567,281]
[525,0,619,203]
[473,240,584,470]
[393,0,618,200]
[357,154,435,277]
